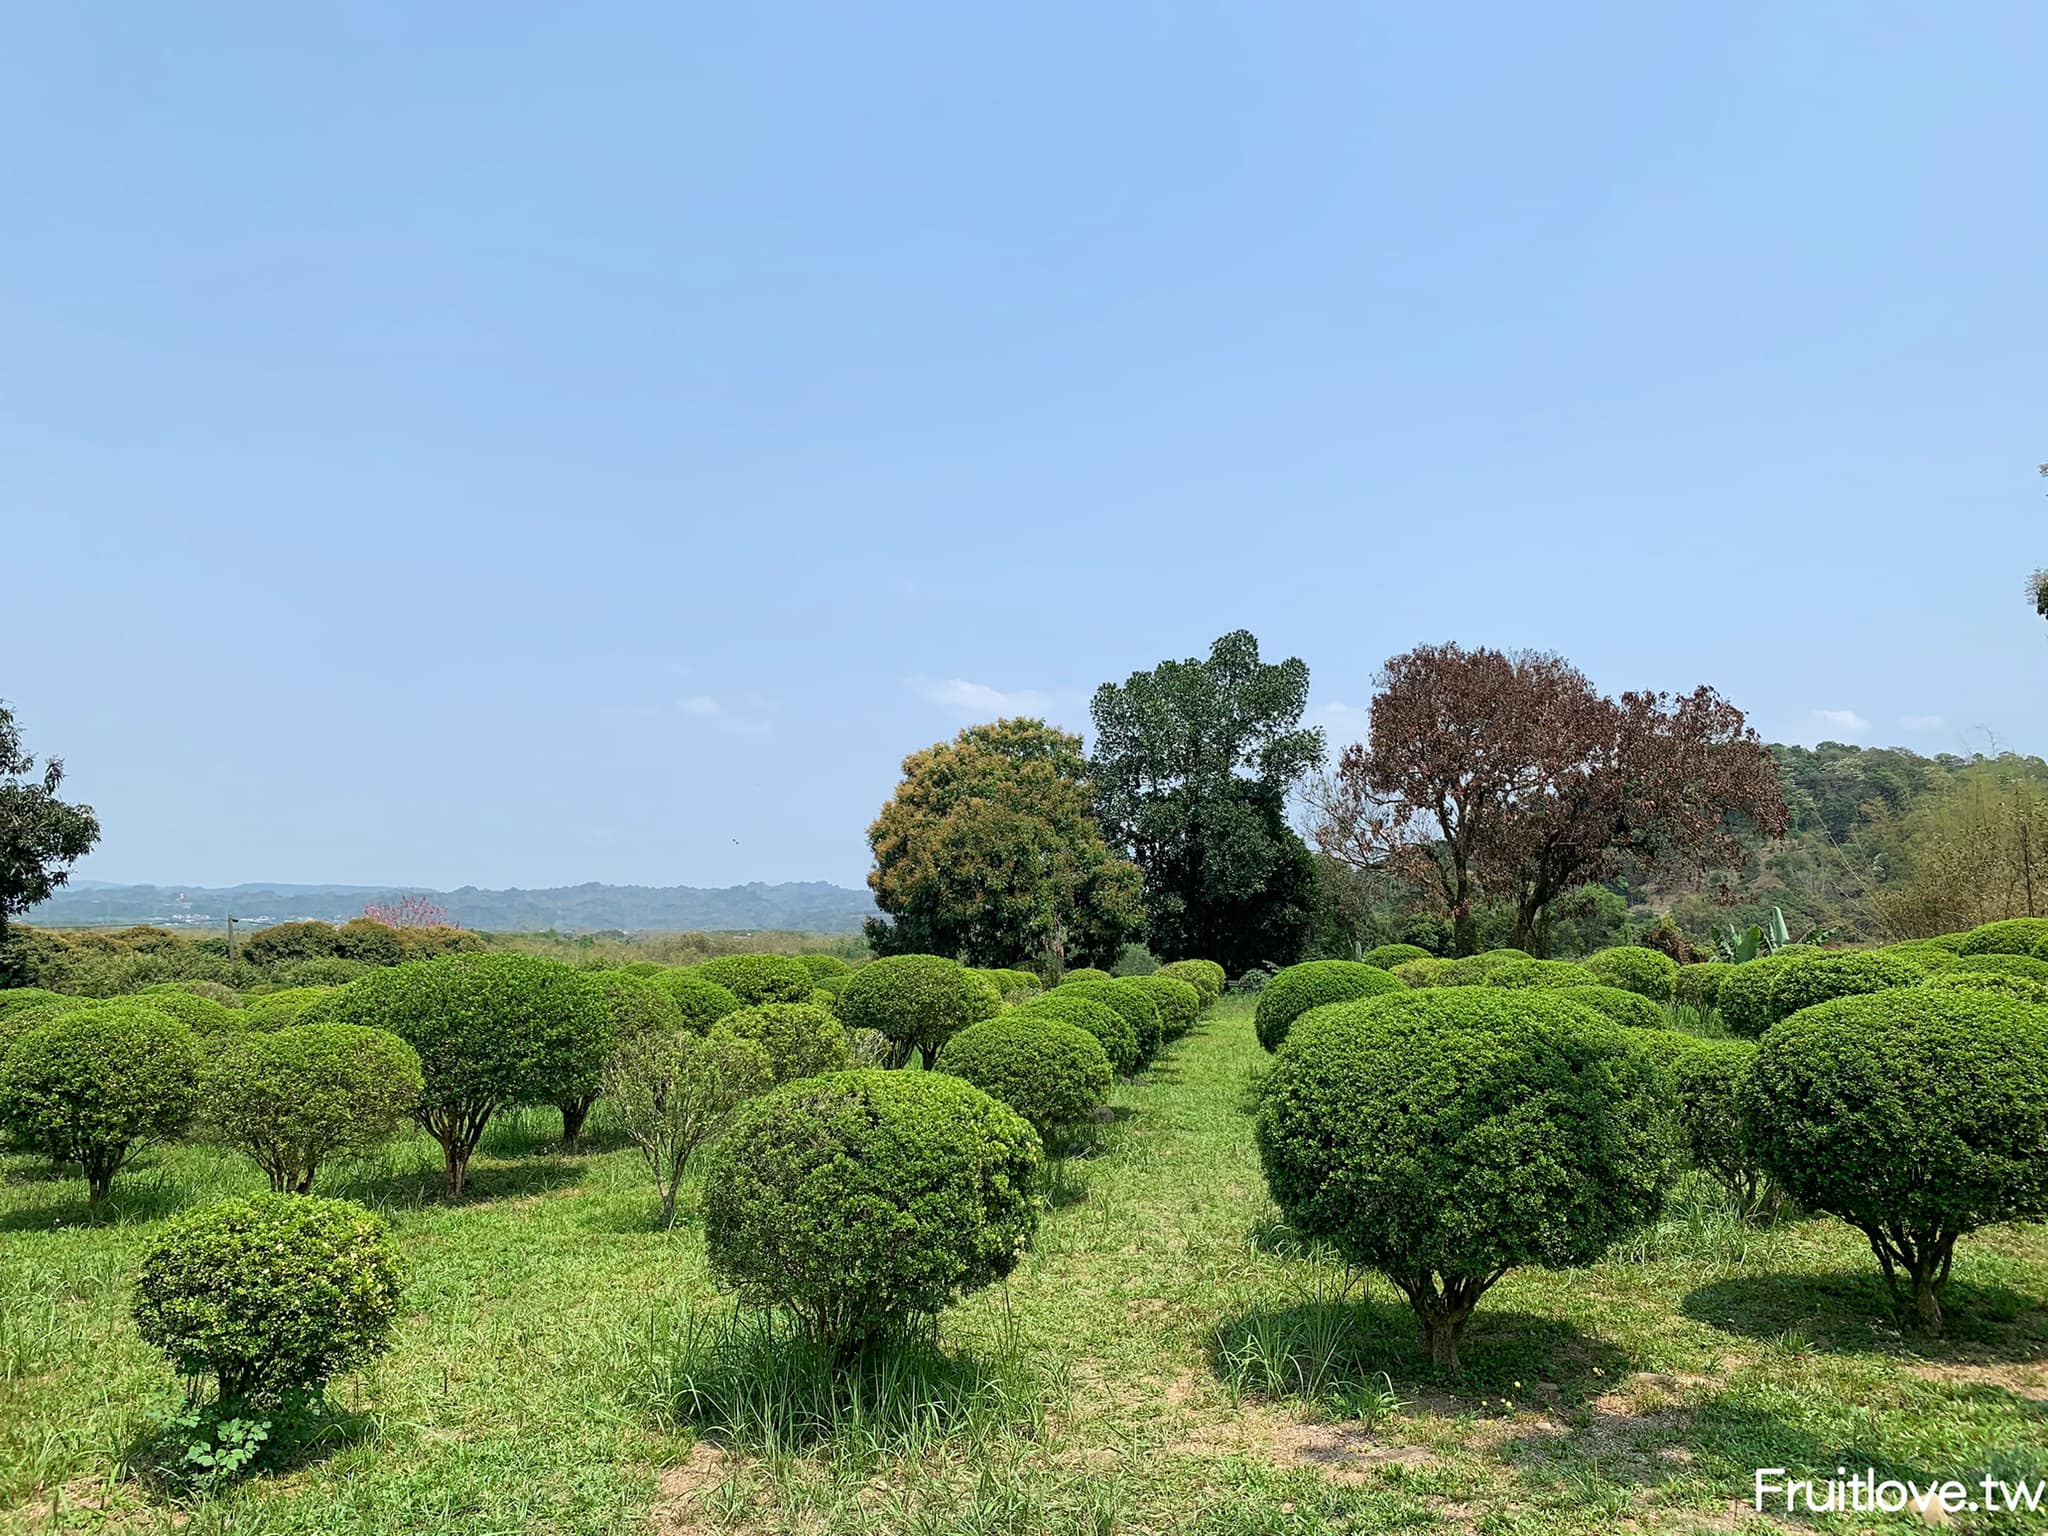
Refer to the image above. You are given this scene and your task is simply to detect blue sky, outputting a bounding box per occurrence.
[6,3,2044,891]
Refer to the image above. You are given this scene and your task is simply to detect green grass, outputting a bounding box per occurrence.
[4,997,2047,1533]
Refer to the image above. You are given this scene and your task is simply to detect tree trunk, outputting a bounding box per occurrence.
[85,1158,114,1207]
[444,1140,470,1198]
[1425,1313,1466,1372]
[1869,1227,1953,1334]
[559,1096,593,1153]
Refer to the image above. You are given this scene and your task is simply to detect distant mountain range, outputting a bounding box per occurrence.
[29,880,878,934]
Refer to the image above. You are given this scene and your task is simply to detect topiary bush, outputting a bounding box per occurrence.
[1674,962,1734,1010]
[1157,959,1225,1006]
[0,987,71,1020]
[799,954,852,980]
[1584,946,1680,1002]
[934,1014,1113,1150]
[1256,987,1674,1370]
[306,954,609,1196]
[1881,939,1963,973]
[1713,952,1812,1039]
[0,1001,201,1203]
[837,955,1001,1068]
[1012,993,1140,1075]
[1392,957,1451,988]
[147,979,244,1008]
[132,988,241,1039]
[1556,984,1665,1030]
[134,1195,403,1406]
[199,1024,422,1192]
[1362,944,1432,971]
[553,971,687,1152]
[240,986,340,1032]
[694,954,816,1006]
[1060,966,1112,986]
[1483,959,1598,991]
[1252,961,1401,1053]
[1131,972,1202,1041]
[711,1003,852,1084]
[1742,989,2048,1330]
[1958,918,2048,957]
[1923,970,2048,1004]
[274,957,375,990]
[1946,952,2048,983]
[1669,1039,1782,1219]
[702,1070,1040,1350]
[1055,978,1164,1065]
[1763,950,1925,1026]
[649,969,745,1032]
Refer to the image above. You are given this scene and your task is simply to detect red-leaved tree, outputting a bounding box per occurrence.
[359,892,451,929]
[1311,644,1788,954]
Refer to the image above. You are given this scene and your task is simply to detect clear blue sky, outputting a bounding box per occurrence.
[6,4,2044,891]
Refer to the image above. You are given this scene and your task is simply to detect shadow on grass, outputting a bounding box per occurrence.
[324,1154,586,1210]
[0,1170,202,1231]
[1682,1269,2048,1362]
[1212,1294,1635,1412]
[123,1396,379,1502]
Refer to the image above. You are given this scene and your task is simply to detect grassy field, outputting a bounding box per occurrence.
[4,997,2047,1534]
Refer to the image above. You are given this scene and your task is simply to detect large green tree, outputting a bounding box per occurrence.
[866,718,1144,970]
[1089,631,1324,975]
[0,701,100,953]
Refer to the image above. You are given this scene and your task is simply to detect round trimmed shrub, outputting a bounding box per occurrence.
[1158,959,1225,1005]
[1252,961,1401,1053]
[559,970,686,1150]
[1742,989,2048,1331]
[694,954,816,1006]
[1764,950,1924,1025]
[711,1002,852,1084]
[331,918,406,967]
[1674,962,1734,1010]
[1923,970,2048,1004]
[306,954,609,1196]
[132,988,241,1038]
[649,969,745,1032]
[1484,959,1598,990]
[1584,946,1680,1002]
[800,954,852,980]
[1056,978,1164,1064]
[1670,1039,1781,1219]
[133,1195,403,1405]
[0,987,71,1020]
[1557,984,1665,1030]
[1626,1027,1698,1079]
[1435,949,1534,988]
[1256,987,1674,1370]
[241,986,340,1031]
[702,1069,1040,1347]
[199,1024,422,1192]
[1881,939,1963,973]
[1959,918,2048,956]
[275,957,375,990]
[1714,952,1812,1039]
[1132,972,1202,1041]
[1947,952,2048,983]
[935,1015,1113,1148]
[1362,944,1432,971]
[1060,966,1112,986]
[618,960,664,978]
[1013,993,1140,1075]
[836,955,1001,1068]
[0,990,84,1053]
[1392,957,1451,988]
[0,1001,201,1203]
[147,979,243,1008]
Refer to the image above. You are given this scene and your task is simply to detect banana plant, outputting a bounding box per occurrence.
[1716,906,1793,963]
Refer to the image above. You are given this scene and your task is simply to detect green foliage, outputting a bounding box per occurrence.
[1011,993,1140,1075]
[238,921,346,967]
[1742,988,2048,1329]
[1054,977,1164,1064]
[132,987,241,1038]
[273,956,375,989]
[1712,951,1805,1039]
[198,1024,422,1192]
[800,954,852,980]
[1763,949,1926,1025]
[1109,943,1158,977]
[1435,949,1534,988]
[0,1001,200,1202]
[1061,966,1112,985]
[1255,987,1675,1369]
[1669,1039,1780,1218]
[1947,952,2048,982]
[603,1027,775,1226]
[835,954,1000,1068]
[1130,972,1202,1040]
[588,968,687,1040]
[133,1195,402,1404]
[1252,960,1401,1053]
[711,1003,852,1084]
[702,1070,1041,1347]
[648,969,745,1032]
[1958,917,2048,956]
[0,986,68,1018]
[331,918,406,966]
[1391,957,1452,988]
[1583,946,1680,1002]
[1361,944,1431,970]
[1879,938,1964,972]
[1923,969,2048,1003]
[148,979,244,1008]
[240,986,339,1031]
[1556,984,1665,1029]
[934,1014,1113,1148]
[0,702,101,942]
[1157,958,1225,1005]
[306,954,608,1195]
[695,954,817,1006]
[1673,962,1734,1009]
[1482,959,1597,990]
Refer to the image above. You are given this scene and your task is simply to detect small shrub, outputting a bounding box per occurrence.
[1055,978,1164,1065]
[1881,939,1963,973]
[1362,944,1431,970]
[1674,962,1734,1010]
[702,1070,1040,1349]
[1765,950,1924,1025]
[1252,961,1400,1053]
[133,988,242,1038]
[1556,984,1665,1029]
[1157,959,1225,1005]
[694,954,816,1006]
[1109,944,1159,977]
[1742,988,2048,1330]
[240,986,339,1031]
[1060,966,1112,986]
[199,1025,422,1192]
[649,969,745,1032]
[147,979,244,1008]
[711,1003,852,1084]
[1435,949,1534,988]
[1669,1040,1781,1219]
[799,954,852,980]
[1483,959,1597,990]
[236,922,342,967]
[837,955,1001,1068]
[935,1015,1113,1149]
[1713,953,1810,1039]
[1256,987,1674,1370]
[331,918,406,967]
[1012,993,1140,1075]
[1391,957,1451,988]
[274,957,375,990]
[1584,946,1680,1002]
[1131,972,1202,1040]
[0,1002,201,1203]
[553,971,687,1151]
[603,1028,775,1225]
[1923,970,2048,1004]
[1946,952,2048,983]
[1958,917,2048,956]
[133,1195,402,1405]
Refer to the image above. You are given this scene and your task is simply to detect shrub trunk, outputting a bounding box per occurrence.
[559,1095,594,1154]
[1867,1225,1955,1333]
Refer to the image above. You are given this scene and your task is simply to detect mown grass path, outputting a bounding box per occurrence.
[4,999,2047,1534]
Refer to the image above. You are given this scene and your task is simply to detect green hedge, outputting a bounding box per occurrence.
[198,1024,422,1192]
[1584,946,1680,1002]
[1054,978,1164,1065]
[1252,961,1401,1053]
[935,1014,1113,1148]
[835,955,1000,1068]
[1958,918,2048,957]
[1156,959,1225,1006]
[1011,993,1140,1076]
[710,1003,852,1084]
[1484,959,1598,991]
[1362,944,1432,970]
[1674,962,1734,1009]
[1556,984,1664,1029]
[649,969,746,1032]
[1130,973,1202,1041]
[694,954,817,1006]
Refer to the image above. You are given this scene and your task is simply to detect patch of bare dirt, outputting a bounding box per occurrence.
[651,1441,740,1535]
[1902,1360,2048,1400]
